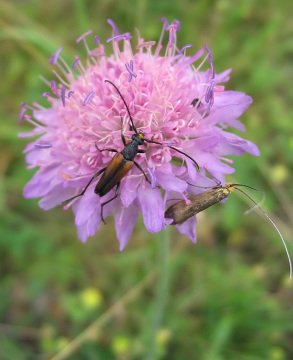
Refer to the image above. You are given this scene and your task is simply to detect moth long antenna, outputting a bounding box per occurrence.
[235,187,292,279]
[104,80,138,134]
[231,183,260,192]
[233,183,266,219]
[265,213,292,279]
[243,190,266,216]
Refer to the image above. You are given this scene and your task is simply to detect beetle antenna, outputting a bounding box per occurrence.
[144,138,200,171]
[104,80,138,135]
[235,186,292,279]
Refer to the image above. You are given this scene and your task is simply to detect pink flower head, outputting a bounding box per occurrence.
[20,19,259,250]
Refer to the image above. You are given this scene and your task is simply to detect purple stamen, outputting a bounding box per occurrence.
[208,95,214,108]
[201,45,216,114]
[106,33,132,43]
[167,26,176,48]
[18,102,27,123]
[76,30,93,44]
[67,90,74,98]
[161,17,169,30]
[205,80,215,103]
[125,60,137,82]
[49,48,62,65]
[166,20,181,48]
[72,56,80,71]
[107,19,119,36]
[94,35,100,44]
[204,80,215,116]
[178,44,192,54]
[173,44,192,61]
[61,85,66,107]
[50,80,57,95]
[171,19,180,32]
[41,92,51,98]
[83,91,95,106]
[35,142,52,149]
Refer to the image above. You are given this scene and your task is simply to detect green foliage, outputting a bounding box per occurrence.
[0,0,292,359]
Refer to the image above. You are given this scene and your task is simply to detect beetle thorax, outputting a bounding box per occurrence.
[121,136,142,161]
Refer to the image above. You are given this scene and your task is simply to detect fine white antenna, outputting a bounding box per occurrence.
[236,187,292,279]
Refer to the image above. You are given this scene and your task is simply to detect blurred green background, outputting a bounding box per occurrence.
[0,0,292,359]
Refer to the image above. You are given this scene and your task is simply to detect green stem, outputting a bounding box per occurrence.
[146,227,171,360]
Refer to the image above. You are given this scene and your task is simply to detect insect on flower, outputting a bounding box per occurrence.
[20,18,260,249]
[63,80,200,222]
[165,183,292,278]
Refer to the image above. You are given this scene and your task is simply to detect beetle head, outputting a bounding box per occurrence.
[132,132,144,145]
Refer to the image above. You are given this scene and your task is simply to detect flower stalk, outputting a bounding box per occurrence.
[146,227,171,360]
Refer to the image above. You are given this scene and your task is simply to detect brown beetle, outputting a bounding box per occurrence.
[64,80,200,222]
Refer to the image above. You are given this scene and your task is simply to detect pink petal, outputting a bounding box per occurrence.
[156,170,187,192]
[39,186,76,210]
[138,187,164,232]
[73,187,102,242]
[115,205,138,250]
[176,217,197,243]
[120,175,140,207]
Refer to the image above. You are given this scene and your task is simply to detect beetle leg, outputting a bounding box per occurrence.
[100,183,120,224]
[137,149,146,153]
[63,167,106,204]
[133,161,151,183]
[95,142,118,153]
[99,148,118,153]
